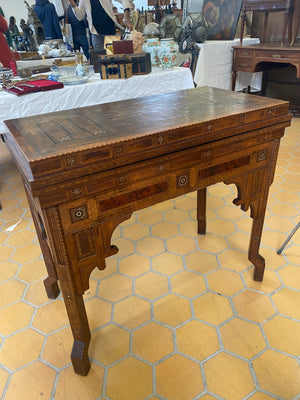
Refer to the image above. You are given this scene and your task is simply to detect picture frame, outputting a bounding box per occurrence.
[202,0,243,40]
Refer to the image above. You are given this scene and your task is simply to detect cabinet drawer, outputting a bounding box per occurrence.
[256,51,298,62]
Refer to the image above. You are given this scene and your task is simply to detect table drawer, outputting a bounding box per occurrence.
[256,51,298,62]
[233,59,254,71]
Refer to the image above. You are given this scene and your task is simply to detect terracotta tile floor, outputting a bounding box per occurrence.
[0,118,299,400]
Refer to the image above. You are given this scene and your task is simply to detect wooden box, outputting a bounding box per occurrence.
[90,49,107,73]
[112,40,134,55]
[98,55,132,79]
[128,52,151,75]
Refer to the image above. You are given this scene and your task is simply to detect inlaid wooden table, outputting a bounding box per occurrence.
[4,87,291,376]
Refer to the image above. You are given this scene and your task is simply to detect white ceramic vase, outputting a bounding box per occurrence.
[157,38,179,68]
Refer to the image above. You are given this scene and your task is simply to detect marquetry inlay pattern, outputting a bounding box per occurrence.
[70,205,88,223]
[257,149,267,162]
[65,156,77,167]
[177,173,190,188]
[71,186,83,198]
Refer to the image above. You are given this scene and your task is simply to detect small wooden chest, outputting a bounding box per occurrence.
[98,55,133,79]
[128,52,152,75]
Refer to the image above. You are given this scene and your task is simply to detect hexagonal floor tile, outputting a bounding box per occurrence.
[220,318,266,359]
[164,208,190,224]
[174,196,196,211]
[247,392,277,400]
[176,320,219,361]
[252,349,300,399]
[132,322,173,363]
[0,302,34,335]
[152,221,178,239]
[154,294,191,327]
[242,268,282,294]
[216,205,244,221]
[217,249,250,272]
[166,236,197,255]
[204,352,255,400]
[11,243,42,264]
[193,292,233,326]
[23,279,50,306]
[122,223,149,241]
[0,368,9,400]
[272,287,300,320]
[233,290,275,323]
[5,229,36,248]
[0,260,19,281]
[98,274,132,302]
[106,357,152,400]
[113,296,151,329]
[152,252,184,276]
[55,363,104,400]
[4,361,56,400]
[170,271,206,298]
[119,254,150,278]
[42,326,73,369]
[32,299,68,334]
[277,264,300,289]
[136,209,163,225]
[269,202,298,218]
[0,328,45,371]
[185,251,219,274]
[135,272,169,300]
[156,354,203,400]
[0,280,27,308]
[85,298,112,330]
[206,269,244,296]
[263,315,300,355]
[136,237,165,257]
[196,234,228,254]
[17,259,46,283]
[90,324,130,365]
[208,219,236,236]
[111,237,134,258]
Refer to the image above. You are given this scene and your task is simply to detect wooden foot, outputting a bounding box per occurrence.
[44,276,60,299]
[71,340,91,376]
[197,188,207,234]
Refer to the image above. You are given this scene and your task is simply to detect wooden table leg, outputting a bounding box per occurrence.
[56,263,91,376]
[24,184,60,299]
[291,0,299,46]
[248,191,269,281]
[197,188,207,234]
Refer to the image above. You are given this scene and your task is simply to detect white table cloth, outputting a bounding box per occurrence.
[194,37,262,91]
[0,67,194,135]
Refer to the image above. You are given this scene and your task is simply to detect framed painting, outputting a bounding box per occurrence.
[202,0,243,40]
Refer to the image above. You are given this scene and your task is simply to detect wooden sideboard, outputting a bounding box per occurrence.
[4,87,291,375]
[232,43,300,91]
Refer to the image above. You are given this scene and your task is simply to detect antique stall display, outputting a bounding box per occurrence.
[181,12,208,42]
[98,54,133,79]
[202,0,243,40]
[240,0,296,46]
[4,87,291,375]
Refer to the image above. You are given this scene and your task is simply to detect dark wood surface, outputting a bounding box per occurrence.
[232,43,300,91]
[4,86,292,376]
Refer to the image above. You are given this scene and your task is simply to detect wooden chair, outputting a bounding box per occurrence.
[240,0,296,46]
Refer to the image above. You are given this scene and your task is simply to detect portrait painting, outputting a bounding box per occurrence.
[202,0,243,40]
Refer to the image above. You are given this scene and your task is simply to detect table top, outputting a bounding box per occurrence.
[233,43,300,51]
[4,86,290,190]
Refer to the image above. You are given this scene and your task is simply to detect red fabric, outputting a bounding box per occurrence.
[0,15,13,68]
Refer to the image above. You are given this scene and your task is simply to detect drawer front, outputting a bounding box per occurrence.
[256,51,298,62]
[233,59,254,72]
